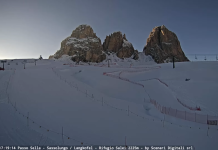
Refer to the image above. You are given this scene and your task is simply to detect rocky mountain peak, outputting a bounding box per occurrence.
[143,25,189,63]
[123,34,127,41]
[50,24,106,62]
[103,31,138,59]
[71,24,97,39]
[103,31,123,52]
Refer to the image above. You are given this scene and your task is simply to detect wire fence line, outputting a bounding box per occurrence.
[51,67,218,133]
[150,99,218,125]
[1,66,217,146]
[102,66,161,88]
[176,98,201,111]
[100,66,218,127]
[103,66,203,112]
[3,69,90,145]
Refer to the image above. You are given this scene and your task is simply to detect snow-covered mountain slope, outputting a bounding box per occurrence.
[51,52,155,67]
[0,59,218,149]
[102,52,156,66]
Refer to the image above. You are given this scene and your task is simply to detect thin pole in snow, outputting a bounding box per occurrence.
[38,134,44,146]
[27,112,29,127]
[62,127,64,144]
[207,125,209,136]
[6,82,9,93]
[195,113,196,122]
[125,136,127,146]
[147,92,151,101]
[173,56,175,68]
[2,61,5,70]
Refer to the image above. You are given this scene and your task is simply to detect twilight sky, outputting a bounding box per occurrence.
[0,0,217,59]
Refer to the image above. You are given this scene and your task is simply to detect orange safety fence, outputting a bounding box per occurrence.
[150,99,218,125]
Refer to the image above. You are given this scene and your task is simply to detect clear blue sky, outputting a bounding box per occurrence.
[0,0,217,59]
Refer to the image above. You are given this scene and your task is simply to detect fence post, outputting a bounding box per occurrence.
[125,136,126,146]
[173,56,175,68]
[195,113,196,122]
[206,114,209,126]
[27,112,29,127]
[62,127,64,144]
[207,125,209,136]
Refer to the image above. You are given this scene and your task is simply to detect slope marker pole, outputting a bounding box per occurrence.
[27,112,29,127]
[62,127,64,144]
[125,136,127,146]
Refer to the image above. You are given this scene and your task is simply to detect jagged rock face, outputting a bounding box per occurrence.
[51,25,106,62]
[143,25,189,63]
[132,50,139,60]
[103,32,136,59]
[71,25,98,39]
[49,55,54,59]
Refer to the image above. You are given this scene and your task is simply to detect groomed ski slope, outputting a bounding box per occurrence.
[0,56,218,149]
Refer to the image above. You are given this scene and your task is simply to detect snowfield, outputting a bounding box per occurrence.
[0,55,218,150]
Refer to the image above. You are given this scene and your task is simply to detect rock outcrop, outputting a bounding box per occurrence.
[51,25,106,62]
[103,32,138,59]
[143,25,189,63]
[132,50,139,60]
[48,55,54,59]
